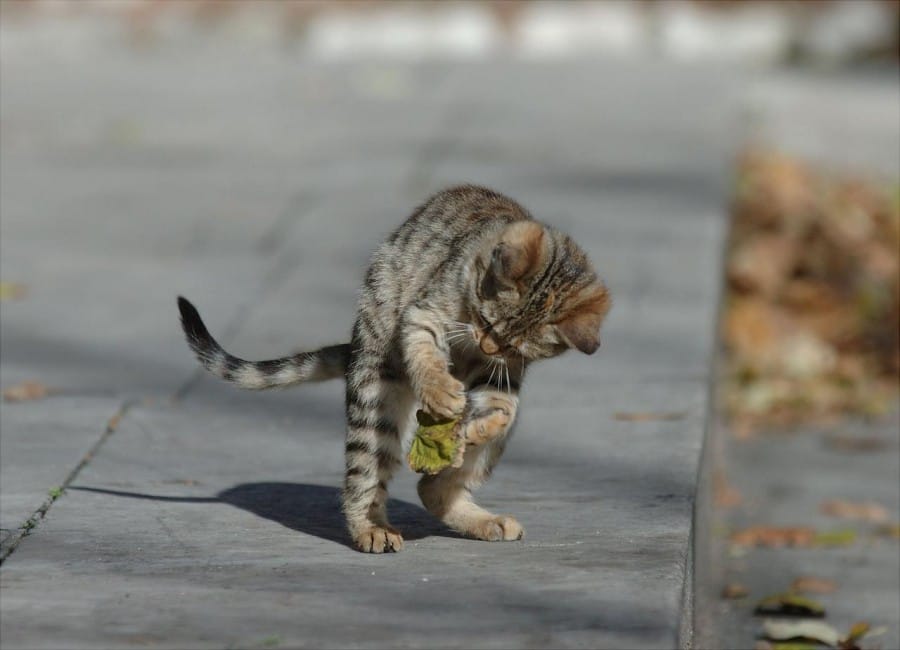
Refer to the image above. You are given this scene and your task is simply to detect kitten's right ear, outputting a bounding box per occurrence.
[481,221,546,298]
[554,282,611,355]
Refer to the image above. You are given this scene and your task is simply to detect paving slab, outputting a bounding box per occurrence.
[0,396,122,554]
[743,69,900,177]
[1,375,707,650]
[701,413,900,650]
[0,51,735,648]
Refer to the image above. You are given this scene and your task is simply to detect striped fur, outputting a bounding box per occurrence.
[177,297,348,389]
[177,185,610,553]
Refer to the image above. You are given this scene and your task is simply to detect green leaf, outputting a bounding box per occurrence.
[407,410,461,475]
[814,529,857,547]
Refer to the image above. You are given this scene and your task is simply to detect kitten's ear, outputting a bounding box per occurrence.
[481,221,547,298]
[555,283,611,355]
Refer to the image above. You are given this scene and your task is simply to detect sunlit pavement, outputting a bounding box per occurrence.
[0,44,858,647]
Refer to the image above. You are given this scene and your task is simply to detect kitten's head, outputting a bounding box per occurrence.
[469,220,611,361]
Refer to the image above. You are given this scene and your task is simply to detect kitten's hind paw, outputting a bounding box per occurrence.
[466,515,524,542]
[463,408,512,447]
[353,525,404,553]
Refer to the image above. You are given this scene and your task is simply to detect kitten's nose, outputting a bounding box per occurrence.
[480,335,500,356]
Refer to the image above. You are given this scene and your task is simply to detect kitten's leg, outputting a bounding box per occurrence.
[418,387,524,542]
[402,310,466,420]
[343,373,415,553]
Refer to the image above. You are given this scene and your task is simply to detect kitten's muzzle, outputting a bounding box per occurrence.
[479,334,501,356]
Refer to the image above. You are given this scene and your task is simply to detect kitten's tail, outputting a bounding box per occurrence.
[177,296,349,389]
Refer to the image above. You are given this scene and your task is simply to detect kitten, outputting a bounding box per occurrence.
[178,185,610,553]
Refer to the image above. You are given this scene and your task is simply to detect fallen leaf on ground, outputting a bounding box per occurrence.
[823,434,889,452]
[714,469,743,508]
[723,150,900,429]
[790,576,837,594]
[873,523,900,539]
[722,583,749,599]
[731,526,816,548]
[0,281,27,301]
[613,411,687,421]
[3,380,49,402]
[814,528,857,547]
[820,499,889,523]
[839,621,871,649]
[755,593,826,617]
[762,619,840,645]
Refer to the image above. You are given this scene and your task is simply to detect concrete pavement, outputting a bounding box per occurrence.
[695,67,900,650]
[1,50,735,648]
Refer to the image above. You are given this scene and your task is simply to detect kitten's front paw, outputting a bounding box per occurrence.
[466,515,525,542]
[419,376,467,420]
[353,525,404,553]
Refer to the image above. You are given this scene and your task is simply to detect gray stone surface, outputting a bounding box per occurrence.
[0,397,121,553]
[0,49,734,648]
[700,414,900,650]
[743,69,900,177]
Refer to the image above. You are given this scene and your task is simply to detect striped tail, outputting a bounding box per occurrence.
[177,296,349,390]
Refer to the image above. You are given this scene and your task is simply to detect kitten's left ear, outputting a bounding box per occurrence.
[482,221,548,297]
[555,283,611,355]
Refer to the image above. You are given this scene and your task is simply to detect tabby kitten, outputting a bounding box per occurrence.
[178,185,610,553]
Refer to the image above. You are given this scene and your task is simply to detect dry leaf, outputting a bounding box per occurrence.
[820,499,889,523]
[728,234,797,296]
[722,583,749,599]
[762,619,839,645]
[839,621,871,649]
[731,526,816,548]
[789,576,837,594]
[723,150,899,428]
[730,525,857,548]
[3,380,49,402]
[823,434,889,452]
[755,593,826,618]
[714,470,743,508]
[0,281,27,301]
[873,523,900,539]
[613,411,687,422]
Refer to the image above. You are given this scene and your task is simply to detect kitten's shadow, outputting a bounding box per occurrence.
[70,482,460,549]
[219,482,460,546]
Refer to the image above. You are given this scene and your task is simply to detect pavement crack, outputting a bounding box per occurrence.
[0,399,136,565]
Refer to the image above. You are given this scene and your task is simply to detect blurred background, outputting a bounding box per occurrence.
[1,0,898,64]
[1,2,898,649]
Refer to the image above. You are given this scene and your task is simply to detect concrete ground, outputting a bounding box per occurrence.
[702,413,900,650]
[0,49,735,649]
